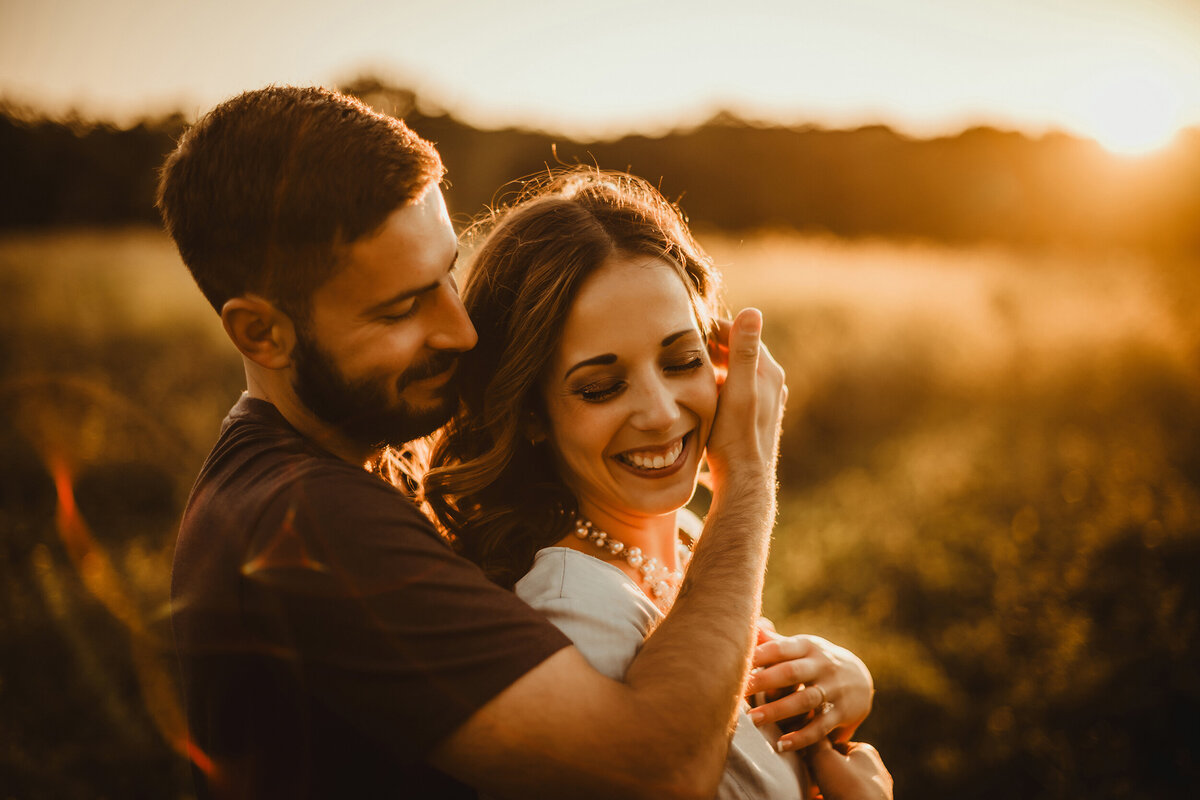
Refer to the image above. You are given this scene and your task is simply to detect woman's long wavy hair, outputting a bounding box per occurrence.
[423,168,723,588]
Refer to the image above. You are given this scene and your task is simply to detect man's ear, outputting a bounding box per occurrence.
[220,295,297,369]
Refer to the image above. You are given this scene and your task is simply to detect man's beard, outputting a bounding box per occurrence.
[290,330,458,450]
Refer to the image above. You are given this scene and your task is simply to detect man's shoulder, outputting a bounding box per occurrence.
[207,394,342,474]
[179,396,439,562]
[200,395,415,504]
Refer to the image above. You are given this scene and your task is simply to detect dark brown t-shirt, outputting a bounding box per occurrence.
[171,396,569,798]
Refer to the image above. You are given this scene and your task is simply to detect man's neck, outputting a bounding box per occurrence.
[245,368,376,467]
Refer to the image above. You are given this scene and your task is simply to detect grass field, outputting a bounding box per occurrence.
[2,226,1197,797]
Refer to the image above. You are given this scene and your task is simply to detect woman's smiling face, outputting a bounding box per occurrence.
[540,252,718,520]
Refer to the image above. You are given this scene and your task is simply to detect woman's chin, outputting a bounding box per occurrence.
[620,469,706,517]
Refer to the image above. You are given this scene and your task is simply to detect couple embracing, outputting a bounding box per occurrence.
[162,86,892,799]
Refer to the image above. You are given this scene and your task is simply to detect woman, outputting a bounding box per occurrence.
[425,169,890,799]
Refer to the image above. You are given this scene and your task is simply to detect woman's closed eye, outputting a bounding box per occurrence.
[576,380,625,403]
[664,354,705,374]
[572,352,706,402]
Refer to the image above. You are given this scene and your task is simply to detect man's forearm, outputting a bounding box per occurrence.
[614,309,786,795]
[431,481,778,800]
[623,474,776,795]
[432,311,786,800]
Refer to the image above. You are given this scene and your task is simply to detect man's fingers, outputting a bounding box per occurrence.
[715,308,762,405]
[803,734,848,763]
[805,740,894,798]
[727,308,763,371]
[705,306,784,486]
[845,742,886,769]
[843,742,894,796]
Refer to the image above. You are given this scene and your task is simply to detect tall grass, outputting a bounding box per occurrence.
[2,227,1196,797]
[708,232,1200,797]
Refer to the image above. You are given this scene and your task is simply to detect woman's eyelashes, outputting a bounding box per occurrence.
[570,351,708,403]
[664,352,705,373]
[577,380,625,402]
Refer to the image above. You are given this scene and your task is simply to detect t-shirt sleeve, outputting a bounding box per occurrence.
[515,551,656,681]
[240,464,570,760]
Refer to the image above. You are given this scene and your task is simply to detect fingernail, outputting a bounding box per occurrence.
[775,738,792,753]
[748,710,764,725]
[743,311,762,334]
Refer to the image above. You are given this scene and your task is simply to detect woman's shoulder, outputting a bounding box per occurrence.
[516,548,659,625]
[514,547,659,679]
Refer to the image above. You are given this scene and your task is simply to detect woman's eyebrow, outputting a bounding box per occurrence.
[563,329,699,380]
[564,354,617,381]
[661,329,698,347]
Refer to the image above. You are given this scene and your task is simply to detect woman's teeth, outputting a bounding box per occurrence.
[619,437,685,470]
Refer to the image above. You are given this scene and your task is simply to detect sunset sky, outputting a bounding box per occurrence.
[2,0,1198,154]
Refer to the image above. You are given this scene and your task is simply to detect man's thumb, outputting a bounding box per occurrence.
[725,308,762,384]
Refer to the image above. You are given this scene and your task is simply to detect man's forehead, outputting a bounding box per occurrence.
[318,188,457,309]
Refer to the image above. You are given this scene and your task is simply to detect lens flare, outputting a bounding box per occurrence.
[241,505,331,577]
[50,455,216,778]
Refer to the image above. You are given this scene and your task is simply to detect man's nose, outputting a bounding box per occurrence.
[428,282,478,352]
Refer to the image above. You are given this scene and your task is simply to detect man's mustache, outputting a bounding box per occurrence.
[396,351,459,390]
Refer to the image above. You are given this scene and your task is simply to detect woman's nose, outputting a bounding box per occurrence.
[630,377,681,431]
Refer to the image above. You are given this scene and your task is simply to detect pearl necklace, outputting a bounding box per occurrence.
[573,516,692,603]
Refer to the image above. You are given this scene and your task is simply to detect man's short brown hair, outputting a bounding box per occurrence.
[157,85,444,317]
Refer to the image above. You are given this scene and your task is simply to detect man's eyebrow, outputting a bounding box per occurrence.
[362,281,438,316]
[564,354,617,381]
[361,250,459,317]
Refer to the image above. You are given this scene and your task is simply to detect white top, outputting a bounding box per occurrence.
[516,546,807,800]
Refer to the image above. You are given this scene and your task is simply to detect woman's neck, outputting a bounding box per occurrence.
[557,502,683,590]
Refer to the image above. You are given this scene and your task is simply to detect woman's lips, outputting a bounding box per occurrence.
[612,432,692,478]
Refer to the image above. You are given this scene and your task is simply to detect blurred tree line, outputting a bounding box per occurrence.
[3,78,1200,253]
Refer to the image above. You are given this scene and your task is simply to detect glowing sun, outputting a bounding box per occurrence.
[1074,66,1185,156]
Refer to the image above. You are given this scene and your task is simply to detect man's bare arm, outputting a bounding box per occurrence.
[431,309,786,800]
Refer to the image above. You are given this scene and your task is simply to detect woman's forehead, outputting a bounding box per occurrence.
[554,256,701,361]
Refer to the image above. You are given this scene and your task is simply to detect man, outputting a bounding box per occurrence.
[161,85,882,799]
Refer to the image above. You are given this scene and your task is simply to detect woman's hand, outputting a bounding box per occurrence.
[745,624,874,751]
[806,739,893,800]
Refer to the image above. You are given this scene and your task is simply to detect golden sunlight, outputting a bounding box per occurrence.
[1072,64,1185,156]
